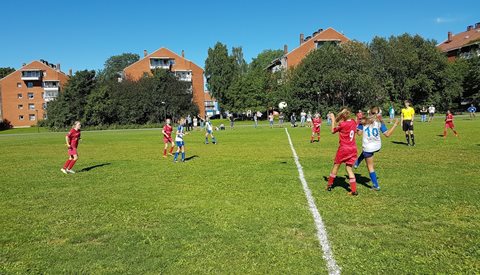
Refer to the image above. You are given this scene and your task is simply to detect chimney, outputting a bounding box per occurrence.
[475,22,480,29]
[68,69,72,76]
[56,63,61,72]
[182,50,185,58]
[467,25,473,31]
[300,33,304,45]
[143,50,148,57]
[283,44,288,54]
[447,31,452,42]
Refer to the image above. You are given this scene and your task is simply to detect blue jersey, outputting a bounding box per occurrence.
[175,125,185,142]
[468,106,476,113]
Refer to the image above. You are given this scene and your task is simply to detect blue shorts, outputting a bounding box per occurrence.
[362,150,379,158]
[176,141,184,147]
[207,129,212,134]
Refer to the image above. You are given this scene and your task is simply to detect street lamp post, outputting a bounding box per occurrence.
[35,109,39,133]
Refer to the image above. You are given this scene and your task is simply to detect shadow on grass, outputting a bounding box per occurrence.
[185,155,199,161]
[79,163,111,173]
[391,141,408,145]
[323,173,372,191]
[355,173,372,189]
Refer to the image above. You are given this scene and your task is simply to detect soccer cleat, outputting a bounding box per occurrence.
[168,153,174,156]
[348,191,358,196]
[61,168,68,174]
[205,142,209,144]
[326,186,332,191]
[213,142,216,144]
[371,187,380,191]
[66,169,75,174]
[174,160,178,163]
[353,163,359,169]
[163,155,167,158]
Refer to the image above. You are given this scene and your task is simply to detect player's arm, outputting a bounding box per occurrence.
[383,119,399,137]
[162,129,167,136]
[65,135,71,148]
[356,124,363,136]
[329,113,337,134]
[411,110,415,125]
[400,110,404,125]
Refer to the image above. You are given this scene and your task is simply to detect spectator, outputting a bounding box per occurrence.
[290,113,297,127]
[419,106,428,122]
[467,104,476,119]
[428,105,435,122]
[300,110,307,127]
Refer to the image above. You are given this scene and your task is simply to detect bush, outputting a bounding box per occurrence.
[0,119,13,131]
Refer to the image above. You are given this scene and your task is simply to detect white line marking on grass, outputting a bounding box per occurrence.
[285,128,341,275]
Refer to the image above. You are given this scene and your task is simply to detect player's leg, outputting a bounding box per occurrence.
[67,154,78,173]
[169,141,175,155]
[163,142,168,157]
[174,142,181,162]
[181,145,186,162]
[354,151,365,168]
[345,165,358,195]
[310,131,314,143]
[365,156,379,190]
[327,163,340,191]
[443,125,448,138]
[205,132,209,144]
[61,155,73,174]
[410,130,415,146]
[211,133,217,144]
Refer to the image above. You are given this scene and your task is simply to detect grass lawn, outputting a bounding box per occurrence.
[0,117,479,273]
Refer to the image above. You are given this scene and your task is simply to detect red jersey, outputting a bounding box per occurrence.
[445,113,453,123]
[67,129,81,149]
[163,124,173,138]
[313,117,322,129]
[333,119,357,148]
[356,112,363,124]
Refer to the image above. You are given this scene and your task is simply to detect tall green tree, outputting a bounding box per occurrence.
[231,46,248,75]
[205,42,235,110]
[462,56,480,102]
[98,53,140,82]
[0,67,15,79]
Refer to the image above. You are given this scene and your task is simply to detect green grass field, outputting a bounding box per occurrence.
[1,118,479,274]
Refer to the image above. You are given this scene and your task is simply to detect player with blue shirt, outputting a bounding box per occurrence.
[354,106,399,190]
[205,118,217,144]
[467,104,476,119]
[174,118,188,163]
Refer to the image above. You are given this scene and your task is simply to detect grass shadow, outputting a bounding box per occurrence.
[391,141,407,145]
[323,176,351,191]
[436,135,445,137]
[185,155,199,161]
[354,173,372,189]
[79,163,111,173]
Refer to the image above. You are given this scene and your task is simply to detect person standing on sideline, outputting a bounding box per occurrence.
[356,110,363,125]
[467,104,476,119]
[401,100,415,146]
[279,112,285,127]
[300,110,307,127]
[61,121,82,174]
[327,111,332,125]
[205,118,217,144]
[388,104,395,124]
[290,113,297,127]
[444,110,459,139]
[326,109,358,196]
[428,105,435,122]
[253,112,258,128]
[162,118,175,158]
[193,116,198,131]
[420,106,428,122]
[186,115,192,131]
[268,113,274,128]
[229,114,235,129]
[306,111,313,127]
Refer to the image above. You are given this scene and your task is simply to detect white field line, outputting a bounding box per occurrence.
[284,128,341,275]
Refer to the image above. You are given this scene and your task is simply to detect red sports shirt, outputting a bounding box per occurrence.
[163,124,173,138]
[445,113,454,122]
[67,129,81,149]
[313,117,322,130]
[333,119,357,147]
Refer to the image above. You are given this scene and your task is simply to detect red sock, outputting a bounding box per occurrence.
[328,173,336,186]
[317,136,320,141]
[67,160,77,170]
[310,136,313,141]
[163,149,167,156]
[169,147,174,153]
[63,159,71,169]
[349,178,357,193]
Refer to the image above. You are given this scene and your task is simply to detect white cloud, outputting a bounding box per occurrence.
[435,17,456,24]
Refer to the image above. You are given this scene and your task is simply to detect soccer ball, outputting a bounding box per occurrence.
[278,102,288,110]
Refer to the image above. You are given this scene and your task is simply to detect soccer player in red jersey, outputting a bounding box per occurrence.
[326,108,359,196]
[61,121,81,174]
[310,113,322,143]
[162,118,175,158]
[356,110,363,125]
[444,110,459,139]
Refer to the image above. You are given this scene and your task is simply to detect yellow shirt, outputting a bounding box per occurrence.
[402,107,415,120]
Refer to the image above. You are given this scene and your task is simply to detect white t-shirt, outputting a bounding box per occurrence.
[206,121,213,131]
[175,125,185,142]
[357,121,388,153]
[428,106,435,114]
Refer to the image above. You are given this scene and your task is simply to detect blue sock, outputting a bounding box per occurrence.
[205,137,208,143]
[174,152,178,161]
[181,152,185,161]
[370,171,379,188]
[355,153,365,167]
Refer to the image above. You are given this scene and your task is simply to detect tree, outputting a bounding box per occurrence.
[205,42,235,110]
[231,46,248,75]
[0,67,15,79]
[98,53,140,82]
[462,56,480,102]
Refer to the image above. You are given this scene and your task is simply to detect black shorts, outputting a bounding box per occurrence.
[429,113,434,117]
[402,120,413,131]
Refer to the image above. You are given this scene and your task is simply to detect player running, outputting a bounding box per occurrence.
[205,118,217,144]
[310,113,322,143]
[173,118,188,163]
[444,110,459,139]
[61,121,81,174]
[354,107,399,190]
[162,118,175,158]
[326,108,359,196]
[401,100,415,146]
[467,104,476,119]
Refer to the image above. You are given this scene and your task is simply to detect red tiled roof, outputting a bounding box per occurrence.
[438,27,480,52]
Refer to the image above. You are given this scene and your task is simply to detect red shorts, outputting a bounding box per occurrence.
[334,146,357,165]
[68,147,78,156]
[312,127,320,134]
[163,137,173,143]
[445,122,455,129]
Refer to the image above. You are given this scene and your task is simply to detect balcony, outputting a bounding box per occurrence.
[21,70,42,81]
[175,70,192,82]
[43,81,60,92]
[150,57,175,70]
[44,91,59,102]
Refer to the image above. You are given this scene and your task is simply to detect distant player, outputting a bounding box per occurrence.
[388,104,395,123]
[401,100,415,146]
[61,121,81,174]
[356,110,363,125]
[444,110,459,138]
[173,118,188,163]
[205,118,217,144]
[428,105,435,122]
[467,104,476,119]
[310,113,322,143]
[162,118,175,158]
[354,107,399,190]
[326,108,358,196]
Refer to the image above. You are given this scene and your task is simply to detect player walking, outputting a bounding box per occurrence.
[326,108,359,196]
[467,104,476,119]
[310,113,322,143]
[205,118,217,144]
[354,107,399,190]
[61,121,81,174]
[162,119,175,158]
[444,110,459,138]
[401,100,415,146]
[173,118,188,163]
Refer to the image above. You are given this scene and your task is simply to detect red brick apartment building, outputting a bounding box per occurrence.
[123,47,208,117]
[267,27,350,72]
[438,22,480,61]
[0,60,69,127]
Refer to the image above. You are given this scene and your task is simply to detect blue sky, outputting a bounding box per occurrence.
[1,0,478,72]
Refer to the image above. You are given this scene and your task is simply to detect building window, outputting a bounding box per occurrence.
[17,93,23,99]
[27,82,34,88]
[42,103,47,109]
[19,115,24,121]
[43,113,48,119]
[29,114,36,121]
[29,103,35,110]
[18,104,23,109]
[17,82,22,88]
[28,93,34,99]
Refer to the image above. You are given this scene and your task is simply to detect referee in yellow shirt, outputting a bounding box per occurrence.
[401,100,415,146]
